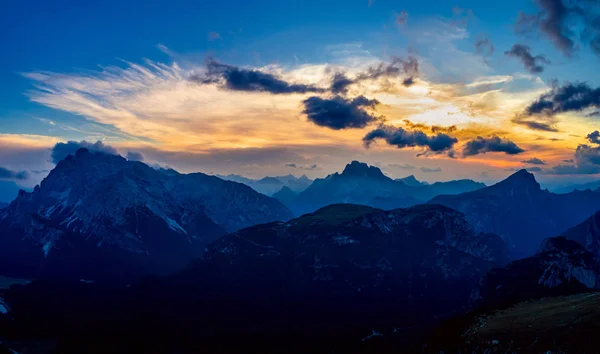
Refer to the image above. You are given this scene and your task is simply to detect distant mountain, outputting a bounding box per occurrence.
[0,203,508,352]
[563,210,600,261]
[429,169,600,258]
[271,186,297,205]
[397,175,426,186]
[217,173,313,195]
[476,237,600,307]
[0,201,7,209]
[0,148,292,284]
[553,180,600,194]
[290,161,485,216]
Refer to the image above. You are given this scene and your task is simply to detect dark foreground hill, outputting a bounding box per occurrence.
[0,203,507,353]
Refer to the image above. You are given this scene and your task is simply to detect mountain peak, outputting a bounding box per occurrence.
[398,175,422,186]
[341,161,386,179]
[494,169,540,191]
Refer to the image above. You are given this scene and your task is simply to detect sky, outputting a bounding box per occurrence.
[2,0,600,188]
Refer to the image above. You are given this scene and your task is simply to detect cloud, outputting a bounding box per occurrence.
[524,82,600,116]
[515,0,600,57]
[363,124,458,152]
[504,44,550,73]
[462,136,525,156]
[126,151,145,162]
[51,140,118,164]
[192,59,325,94]
[329,56,420,93]
[420,166,442,173]
[302,95,380,130]
[330,72,355,94]
[208,32,222,41]
[546,140,600,175]
[285,162,320,171]
[0,167,29,181]
[587,130,600,144]
[512,116,559,132]
[395,10,408,26]
[475,37,495,62]
[388,163,417,170]
[522,157,546,165]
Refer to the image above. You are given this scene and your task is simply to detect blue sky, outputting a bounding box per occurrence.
[1,0,600,188]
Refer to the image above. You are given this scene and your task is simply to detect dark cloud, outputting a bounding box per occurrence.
[522,157,546,165]
[302,95,380,130]
[546,139,600,175]
[363,124,458,152]
[475,37,495,61]
[285,162,319,171]
[285,163,297,168]
[329,56,420,93]
[51,140,118,164]
[515,0,600,57]
[587,130,600,144]
[420,167,442,173]
[193,59,325,95]
[330,72,355,94]
[504,44,550,73]
[462,136,525,156]
[0,167,29,181]
[126,151,145,162]
[524,82,600,116]
[512,115,559,133]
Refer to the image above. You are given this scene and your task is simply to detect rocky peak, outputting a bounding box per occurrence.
[340,161,386,179]
[493,169,541,193]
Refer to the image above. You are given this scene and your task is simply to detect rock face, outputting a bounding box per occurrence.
[290,161,485,216]
[0,149,292,284]
[430,169,600,258]
[0,203,508,353]
[476,237,600,306]
[176,203,508,331]
[563,210,600,261]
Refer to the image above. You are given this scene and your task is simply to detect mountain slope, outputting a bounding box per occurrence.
[216,174,312,195]
[0,203,508,353]
[563,210,600,260]
[272,186,297,206]
[476,237,600,306]
[429,169,600,258]
[0,148,292,283]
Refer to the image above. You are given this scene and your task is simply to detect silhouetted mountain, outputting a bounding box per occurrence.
[475,237,600,307]
[216,173,313,195]
[0,180,28,204]
[553,180,600,194]
[272,186,297,205]
[290,161,485,216]
[397,175,425,186]
[429,169,600,258]
[562,211,600,260]
[0,201,6,209]
[0,203,508,353]
[0,149,292,284]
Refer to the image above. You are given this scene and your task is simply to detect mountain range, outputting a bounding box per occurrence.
[430,169,600,258]
[0,203,509,353]
[285,161,485,216]
[0,180,28,204]
[216,173,312,195]
[0,148,292,284]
